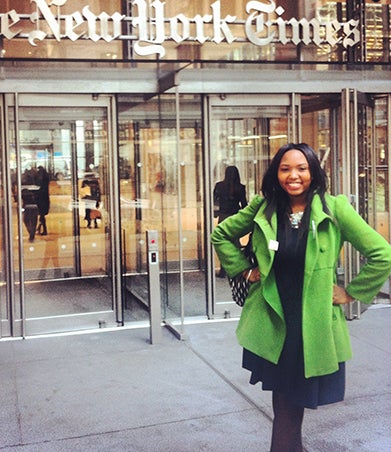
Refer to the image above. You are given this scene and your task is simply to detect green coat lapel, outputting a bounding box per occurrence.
[303,195,335,293]
[253,201,278,278]
[253,205,284,319]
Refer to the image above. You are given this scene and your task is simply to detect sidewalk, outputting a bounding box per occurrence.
[0,304,390,452]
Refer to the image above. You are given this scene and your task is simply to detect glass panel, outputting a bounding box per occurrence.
[0,99,6,332]
[210,101,293,317]
[300,94,349,196]
[357,102,373,225]
[118,94,204,323]
[9,105,113,322]
[160,102,204,322]
[374,97,389,242]
[365,2,391,62]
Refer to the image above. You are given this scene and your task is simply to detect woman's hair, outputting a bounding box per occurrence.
[223,165,242,197]
[262,143,329,223]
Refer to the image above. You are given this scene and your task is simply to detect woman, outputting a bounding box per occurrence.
[213,165,248,277]
[211,143,391,451]
[213,165,247,223]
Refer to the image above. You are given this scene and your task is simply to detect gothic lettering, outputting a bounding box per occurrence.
[343,20,360,48]
[64,11,84,42]
[132,0,165,57]
[83,7,125,43]
[245,0,277,46]
[0,0,361,58]
[0,9,21,40]
[276,16,287,45]
[193,14,213,45]
[246,1,359,50]
[288,19,303,46]
[30,0,61,42]
[211,1,236,45]
[325,20,342,47]
[170,14,190,44]
[309,18,322,47]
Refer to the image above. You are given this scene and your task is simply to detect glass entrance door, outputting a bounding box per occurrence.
[117,94,204,330]
[341,89,389,316]
[4,94,119,336]
[373,95,391,302]
[208,95,299,317]
[292,91,389,312]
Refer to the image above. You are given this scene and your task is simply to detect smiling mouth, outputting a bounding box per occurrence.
[287,182,301,188]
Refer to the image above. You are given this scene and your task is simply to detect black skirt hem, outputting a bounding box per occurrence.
[242,348,346,409]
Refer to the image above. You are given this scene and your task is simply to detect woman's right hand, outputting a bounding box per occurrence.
[243,267,261,283]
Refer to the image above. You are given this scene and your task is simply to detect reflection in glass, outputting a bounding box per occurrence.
[210,103,292,316]
[9,106,113,321]
[118,94,205,321]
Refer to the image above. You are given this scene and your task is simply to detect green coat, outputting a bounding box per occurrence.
[211,194,391,378]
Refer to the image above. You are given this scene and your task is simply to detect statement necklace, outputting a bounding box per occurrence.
[289,211,304,229]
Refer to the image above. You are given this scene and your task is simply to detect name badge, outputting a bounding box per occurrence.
[268,240,279,251]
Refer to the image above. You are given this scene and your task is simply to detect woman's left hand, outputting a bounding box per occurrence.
[332,285,355,305]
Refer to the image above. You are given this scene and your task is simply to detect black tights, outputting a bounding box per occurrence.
[270,391,304,452]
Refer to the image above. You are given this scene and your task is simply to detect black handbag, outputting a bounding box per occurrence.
[228,235,257,307]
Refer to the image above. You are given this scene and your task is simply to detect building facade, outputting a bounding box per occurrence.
[0,0,390,338]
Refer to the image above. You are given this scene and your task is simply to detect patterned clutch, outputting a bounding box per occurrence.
[228,236,257,307]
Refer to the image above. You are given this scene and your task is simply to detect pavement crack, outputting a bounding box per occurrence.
[185,342,273,423]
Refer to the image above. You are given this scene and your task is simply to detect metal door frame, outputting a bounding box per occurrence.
[1,93,122,337]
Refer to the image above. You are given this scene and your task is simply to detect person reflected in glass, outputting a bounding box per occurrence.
[81,178,101,228]
[21,167,39,242]
[21,187,39,243]
[36,166,50,235]
[213,165,247,277]
[211,143,391,451]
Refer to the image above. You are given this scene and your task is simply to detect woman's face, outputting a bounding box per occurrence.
[277,149,312,201]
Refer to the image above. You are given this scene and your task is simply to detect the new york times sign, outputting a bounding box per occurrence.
[1,0,360,59]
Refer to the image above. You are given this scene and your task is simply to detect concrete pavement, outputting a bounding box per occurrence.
[0,303,390,452]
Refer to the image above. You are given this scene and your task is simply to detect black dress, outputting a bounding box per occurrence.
[242,213,345,409]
